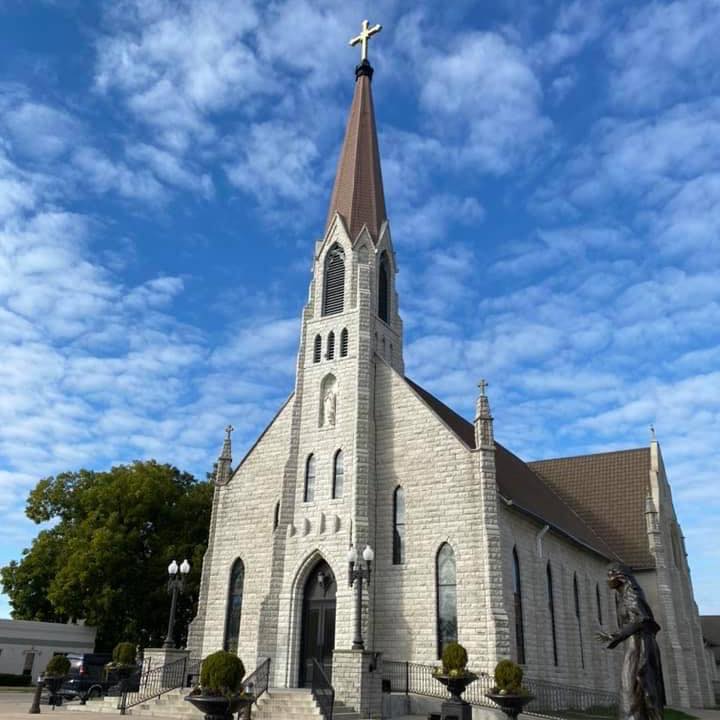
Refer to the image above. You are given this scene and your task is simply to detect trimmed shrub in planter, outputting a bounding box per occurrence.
[112,642,137,666]
[486,660,534,720]
[45,655,71,678]
[441,642,469,675]
[186,651,248,720]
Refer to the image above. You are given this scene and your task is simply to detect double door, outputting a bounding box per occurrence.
[299,561,336,686]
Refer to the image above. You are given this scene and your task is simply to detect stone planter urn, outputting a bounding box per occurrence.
[43,675,66,707]
[434,671,478,720]
[485,691,534,720]
[184,692,252,720]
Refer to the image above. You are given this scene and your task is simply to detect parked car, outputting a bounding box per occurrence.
[59,653,112,701]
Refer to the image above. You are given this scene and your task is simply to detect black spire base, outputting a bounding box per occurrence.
[355,59,374,81]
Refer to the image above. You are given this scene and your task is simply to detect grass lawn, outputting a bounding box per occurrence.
[664,710,699,720]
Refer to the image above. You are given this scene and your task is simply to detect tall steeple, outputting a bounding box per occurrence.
[325,34,387,243]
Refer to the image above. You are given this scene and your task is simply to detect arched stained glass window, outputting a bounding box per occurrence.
[437,543,457,657]
[304,455,315,503]
[327,331,335,360]
[223,559,244,654]
[323,245,345,316]
[574,573,585,668]
[596,583,603,625]
[547,562,558,666]
[378,253,389,322]
[340,328,349,357]
[313,335,321,363]
[512,547,526,664]
[273,501,280,531]
[333,450,344,499]
[393,486,405,565]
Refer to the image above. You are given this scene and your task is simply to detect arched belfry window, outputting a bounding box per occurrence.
[574,573,585,668]
[332,450,344,499]
[340,328,349,357]
[547,562,558,666]
[313,335,321,363]
[378,252,389,323]
[223,559,244,654]
[512,547,526,664]
[323,244,345,316]
[327,331,335,360]
[437,543,458,657]
[304,454,316,502]
[392,486,405,564]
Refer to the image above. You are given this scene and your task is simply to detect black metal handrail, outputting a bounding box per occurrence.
[310,658,334,720]
[382,660,618,719]
[119,655,198,714]
[243,657,271,705]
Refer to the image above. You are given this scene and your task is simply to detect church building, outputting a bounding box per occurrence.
[187,24,714,714]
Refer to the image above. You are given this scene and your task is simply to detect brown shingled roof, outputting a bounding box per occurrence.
[325,64,387,242]
[529,449,654,569]
[701,616,720,647]
[405,378,616,560]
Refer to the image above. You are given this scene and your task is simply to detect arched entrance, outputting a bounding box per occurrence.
[299,560,336,686]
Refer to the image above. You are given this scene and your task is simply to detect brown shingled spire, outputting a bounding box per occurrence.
[325,60,387,243]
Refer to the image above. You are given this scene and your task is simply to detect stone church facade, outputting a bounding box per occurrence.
[187,54,714,710]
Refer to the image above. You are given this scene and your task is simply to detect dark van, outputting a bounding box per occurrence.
[60,653,112,700]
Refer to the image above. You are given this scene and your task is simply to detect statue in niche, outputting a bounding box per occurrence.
[596,565,665,720]
[323,388,337,427]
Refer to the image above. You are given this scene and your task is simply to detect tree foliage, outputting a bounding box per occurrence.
[1,461,213,651]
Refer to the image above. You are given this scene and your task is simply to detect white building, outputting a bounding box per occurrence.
[0,619,96,679]
[187,48,714,714]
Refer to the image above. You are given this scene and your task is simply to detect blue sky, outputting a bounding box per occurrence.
[1,0,718,619]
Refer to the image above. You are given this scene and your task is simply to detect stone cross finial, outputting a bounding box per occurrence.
[350,19,382,62]
[225,424,234,438]
[478,379,489,396]
[650,424,656,441]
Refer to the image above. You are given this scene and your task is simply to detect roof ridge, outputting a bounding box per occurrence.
[529,446,650,464]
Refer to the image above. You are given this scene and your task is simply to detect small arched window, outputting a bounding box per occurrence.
[596,583,603,625]
[313,335,321,363]
[332,450,344,499]
[547,562,558,666]
[304,455,315,502]
[323,244,345,316]
[273,501,280,531]
[340,328,349,357]
[327,331,335,360]
[378,252,389,323]
[393,486,405,565]
[437,543,457,657]
[512,547,526,664]
[574,573,584,668]
[223,558,244,653]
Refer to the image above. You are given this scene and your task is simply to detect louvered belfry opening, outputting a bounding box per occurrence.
[340,328,349,357]
[327,331,335,360]
[313,335,321,363]
[323,244,345,315]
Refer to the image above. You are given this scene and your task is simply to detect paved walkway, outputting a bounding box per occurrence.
[0,692,109,720]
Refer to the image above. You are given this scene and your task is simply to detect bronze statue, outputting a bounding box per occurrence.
[596,565,665,720]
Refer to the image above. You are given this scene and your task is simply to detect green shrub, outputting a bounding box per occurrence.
[441,642,468,673]
[45,655,71,677]
[494,659,524,693]
[112,642,137,666]
[0,673,32,686]
[199,651,245,697]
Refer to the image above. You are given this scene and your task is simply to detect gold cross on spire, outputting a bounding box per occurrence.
[349,19,382,62]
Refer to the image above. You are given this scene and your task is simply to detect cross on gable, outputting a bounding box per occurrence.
[349,19,382,63]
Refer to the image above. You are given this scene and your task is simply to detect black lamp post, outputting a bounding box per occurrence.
[347,544,374,650]
[163,558,190,649]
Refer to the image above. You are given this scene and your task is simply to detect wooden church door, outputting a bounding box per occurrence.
[299,561,336,686]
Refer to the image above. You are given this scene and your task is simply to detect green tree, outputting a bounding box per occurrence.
[1,461,213,651]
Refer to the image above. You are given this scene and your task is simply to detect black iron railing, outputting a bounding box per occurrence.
[382,660,618,719]
[310,658,334,720]
[119,655,199,714]
[243,657,271,704]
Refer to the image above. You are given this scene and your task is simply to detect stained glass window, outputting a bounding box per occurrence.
[437,543,458,657]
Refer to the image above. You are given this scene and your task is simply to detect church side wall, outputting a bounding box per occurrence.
[499,508,621,693]
[197,400,293,667]
[371,363,493,669]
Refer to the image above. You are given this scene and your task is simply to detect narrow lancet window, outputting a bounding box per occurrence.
[323,244,345,315]
[273,501,280,530]
[437,543,458,657]
[313,334,321,363]
[327,331,335,360]
[596,583,603,625]
[574,573,585,668]
[547,562,558,666]
[340,328,349,357]
[304,454,316,502]
[393,486,405,564]
[378,252,389,322]
[332,450,344,499]
[512,547,526,664]
[223,559,244,654]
